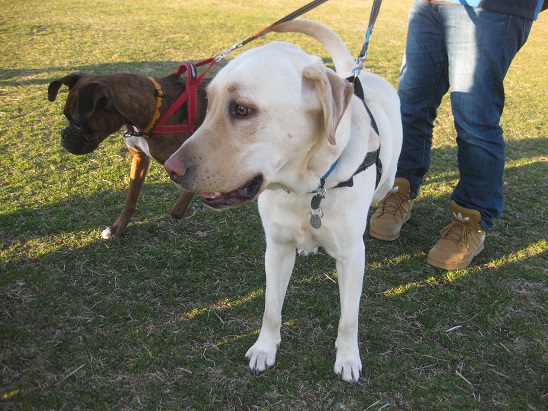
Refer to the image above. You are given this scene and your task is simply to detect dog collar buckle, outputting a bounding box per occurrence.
[124,126,148,139]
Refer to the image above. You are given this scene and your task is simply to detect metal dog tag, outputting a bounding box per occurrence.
[310,186,326,229]
[310,213,322,229]
[311,194,323,210]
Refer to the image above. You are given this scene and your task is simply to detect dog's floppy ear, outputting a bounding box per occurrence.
[302,63,353,145]
[48,72,86,102]
[77,82,114,122]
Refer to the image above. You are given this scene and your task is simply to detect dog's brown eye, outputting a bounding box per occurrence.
[235,105,251,117]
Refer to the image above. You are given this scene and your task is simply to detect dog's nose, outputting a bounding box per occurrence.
[164,156,187,182]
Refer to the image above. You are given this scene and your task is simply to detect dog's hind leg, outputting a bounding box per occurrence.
[246,242,296,373]
[101,148,150,240]
[170,190,195,219]
[333,242,365,382]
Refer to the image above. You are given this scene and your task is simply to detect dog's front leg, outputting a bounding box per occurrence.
[170,190,195,219]
[101,147,150,239]
[333,242,365,383]
[246,242,296,373]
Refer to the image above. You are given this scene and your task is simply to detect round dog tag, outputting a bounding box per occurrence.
[311,194,323,210]
[310,214,322,229]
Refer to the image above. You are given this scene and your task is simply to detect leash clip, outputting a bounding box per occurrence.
[124,129,147,139]
[212,48,231,62]
[213,42,244,62]
[351,56,366,78]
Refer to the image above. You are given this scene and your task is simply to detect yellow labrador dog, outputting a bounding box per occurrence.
[165,19,402,382]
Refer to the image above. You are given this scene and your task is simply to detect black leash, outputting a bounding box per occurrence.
[213,0,330,61]
[352,0,383,76]
[335,0,384,189]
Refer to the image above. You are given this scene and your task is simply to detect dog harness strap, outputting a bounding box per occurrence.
[309,75,383,228]
[348,76,379,136]
[314,76,382,191]
[333,148,381,189]
[150,58,217,137]
[187,65,198,133]
[340,75,383,189]
[185,58,215,133]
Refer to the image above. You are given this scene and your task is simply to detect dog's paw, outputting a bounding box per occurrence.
[297,247,319,257]
[101,226,117,240]
[183,207,195,218]
[334,350,362,383]
[171,206,195,219]
[245,343,278,373]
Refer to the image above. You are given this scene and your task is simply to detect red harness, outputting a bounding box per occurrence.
[124,0,332,139]
[125,58,216,139]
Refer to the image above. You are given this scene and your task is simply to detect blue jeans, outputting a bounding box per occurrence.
[396,0,533,231]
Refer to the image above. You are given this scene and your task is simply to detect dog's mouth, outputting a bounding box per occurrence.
[199,175,264,209]
[62,140,99,155]
[61,127,100,155]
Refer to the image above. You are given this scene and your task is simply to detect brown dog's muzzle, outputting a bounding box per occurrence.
[61,127,100,154]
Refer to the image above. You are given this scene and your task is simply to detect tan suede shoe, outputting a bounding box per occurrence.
[427,201,486,270]
[369,178,414,241]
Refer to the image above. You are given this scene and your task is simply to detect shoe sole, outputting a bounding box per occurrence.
[369,228,401,241]
[369,214,411,242]
[427,243,485,270]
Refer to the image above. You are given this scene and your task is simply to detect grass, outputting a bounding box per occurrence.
[1,0,547,409]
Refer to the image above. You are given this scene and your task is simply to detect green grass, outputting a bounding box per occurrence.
[1,0,547,409]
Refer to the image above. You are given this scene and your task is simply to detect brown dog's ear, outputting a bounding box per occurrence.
[47,72,86,102]
[77,82,113,122]
[302,63,353,145]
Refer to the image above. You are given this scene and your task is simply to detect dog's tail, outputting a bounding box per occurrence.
[272,19,355,74]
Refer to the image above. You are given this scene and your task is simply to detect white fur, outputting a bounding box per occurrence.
[165,20,402,382]
[124,135,152,159]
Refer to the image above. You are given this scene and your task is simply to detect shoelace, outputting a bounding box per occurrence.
[439,221,470,247]
[379,192,410,221]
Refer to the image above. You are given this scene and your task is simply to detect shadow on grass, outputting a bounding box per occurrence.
[2,155,546,409]
[0,60,229,86]
[0,184,212,288]
[1,56,343,87]
[2,134,546,275]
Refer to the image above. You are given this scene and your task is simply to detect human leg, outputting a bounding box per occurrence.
[396,0,450,199]
[444,7,533,231]
[426,6,533,269]
[370,0,449,240]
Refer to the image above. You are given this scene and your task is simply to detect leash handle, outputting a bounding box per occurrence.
[213,0,329,61]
